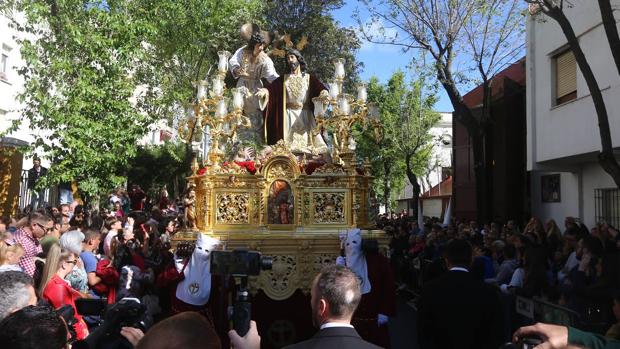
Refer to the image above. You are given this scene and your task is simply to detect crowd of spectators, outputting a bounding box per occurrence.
[380,210,620,345]
[0,185,195,348]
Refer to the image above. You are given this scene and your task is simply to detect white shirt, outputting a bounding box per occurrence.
[320,322,354,330]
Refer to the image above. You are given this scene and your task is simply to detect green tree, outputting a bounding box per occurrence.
[126,142,189,200]
[264,0,362,88]
[135,0,264,121]
[356,71,440,211]
[395,77,441,216]
[358,0,525,221]
[2,0,160,201]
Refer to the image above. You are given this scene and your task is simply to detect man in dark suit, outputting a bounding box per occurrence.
[417,239,505,349]
[27,157,48,210]
[285,264,382,349]
[228,265,382,349]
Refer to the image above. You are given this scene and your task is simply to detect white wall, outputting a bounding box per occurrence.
[530,171,580,227]
[527,1,620,169]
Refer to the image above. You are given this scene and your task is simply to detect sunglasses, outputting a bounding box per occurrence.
[65,259,78,265]
[35,222,55,233]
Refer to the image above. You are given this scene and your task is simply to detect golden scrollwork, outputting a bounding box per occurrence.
[313,192,345,223]
[266,163,294,182]
[216,193,250,224]
[254,255,298,300]
[311,163,346,175]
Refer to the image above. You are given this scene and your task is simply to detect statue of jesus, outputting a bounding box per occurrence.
[258,49,329,154]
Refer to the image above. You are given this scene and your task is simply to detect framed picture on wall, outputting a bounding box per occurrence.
[541,174,561,203]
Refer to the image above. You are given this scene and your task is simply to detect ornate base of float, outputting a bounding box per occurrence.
[174,229,388,301]
[174,141,386,300]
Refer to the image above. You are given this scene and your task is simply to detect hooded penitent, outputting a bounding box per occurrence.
[343,228,371,295]
[176,234,220,306]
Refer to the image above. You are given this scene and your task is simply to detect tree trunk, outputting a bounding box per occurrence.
[437,68,488,219]
[598,0,620,77]
[383,160,391,213]
[548,7,620,188]
[406,153,421,219]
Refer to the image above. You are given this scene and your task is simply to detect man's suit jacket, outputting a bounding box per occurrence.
[284,326,383,349]
[417,270,504,349]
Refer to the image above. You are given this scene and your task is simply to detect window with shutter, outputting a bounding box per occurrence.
[555,50,577,105]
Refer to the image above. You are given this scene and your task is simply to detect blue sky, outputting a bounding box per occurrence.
[331,1,454,112]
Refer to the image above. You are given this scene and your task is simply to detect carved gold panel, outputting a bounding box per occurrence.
[312,192,346,224]
[215,193,250,224]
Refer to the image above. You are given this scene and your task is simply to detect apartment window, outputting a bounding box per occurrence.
[1,43,10,82]
[0,53,7,80]
[594,188,620,228]
[555,50,577,105]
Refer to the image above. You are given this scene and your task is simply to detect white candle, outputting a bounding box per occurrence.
[212,77,224,96]
[197,80,208,100]
[312,97,325,117]
[339,94,351,115]
[356,83,367,103]
[328,81,340,100]
[215,98,227,119]
[218,51,231,74]
[333,58,345,80]
[232,88,244,110]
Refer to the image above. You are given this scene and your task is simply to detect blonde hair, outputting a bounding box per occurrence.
[0,241,24,265]
[38,243,74,297]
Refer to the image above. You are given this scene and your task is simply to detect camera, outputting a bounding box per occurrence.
[210,249,273,276]
[210,249,272,337]
[75,297,152,349]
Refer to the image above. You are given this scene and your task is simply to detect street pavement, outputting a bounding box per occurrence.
[388,294,418,349]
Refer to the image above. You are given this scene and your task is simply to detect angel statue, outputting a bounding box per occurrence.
[229,23,279,145]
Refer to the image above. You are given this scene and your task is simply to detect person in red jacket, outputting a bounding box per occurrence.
[40,243,89,340]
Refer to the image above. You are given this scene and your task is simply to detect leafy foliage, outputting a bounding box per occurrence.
[355,71,440,209]
[126,142,189,199]
[135,0,264,121]
[4,0,160,199]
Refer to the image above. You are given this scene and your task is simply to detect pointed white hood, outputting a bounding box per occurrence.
[176,234,220,306]
[343,228,371,294]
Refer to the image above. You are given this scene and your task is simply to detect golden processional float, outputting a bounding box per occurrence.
[174,50,385,301]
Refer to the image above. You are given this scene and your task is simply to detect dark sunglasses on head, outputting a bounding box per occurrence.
[65,260,78,264]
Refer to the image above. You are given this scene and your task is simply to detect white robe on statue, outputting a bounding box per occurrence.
[284,73,328,154]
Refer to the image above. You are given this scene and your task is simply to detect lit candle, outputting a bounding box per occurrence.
[312,97,325,117]
[212,76,224,96]
[197,80,208,100]
[333,58,345,80]
[231,88,244,110]
[356,83,367,103]
[218,51,231,74]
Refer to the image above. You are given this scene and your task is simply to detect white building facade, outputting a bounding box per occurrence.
[526,2,620,229]
[396,111,453,216]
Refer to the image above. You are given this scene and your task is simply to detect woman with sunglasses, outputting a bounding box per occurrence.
[40,243,89,340]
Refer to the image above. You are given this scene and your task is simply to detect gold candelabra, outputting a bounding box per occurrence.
[178,50,251,174]
[312,58,382,168]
